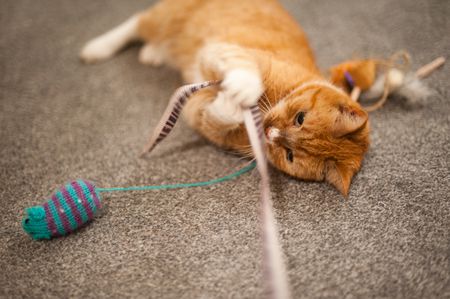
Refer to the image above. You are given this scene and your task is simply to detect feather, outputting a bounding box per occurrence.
[360,69,432,104]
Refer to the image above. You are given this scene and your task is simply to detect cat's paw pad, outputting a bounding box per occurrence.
[80,37,115,64]
[221,69,264,108]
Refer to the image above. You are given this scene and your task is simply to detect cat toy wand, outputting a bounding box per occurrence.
[22,81,291,299]
[141,81,291,299]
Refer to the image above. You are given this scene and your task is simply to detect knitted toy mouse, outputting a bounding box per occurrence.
[22,180,101,240]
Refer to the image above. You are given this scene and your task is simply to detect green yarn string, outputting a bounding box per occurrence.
[97,162,256,193]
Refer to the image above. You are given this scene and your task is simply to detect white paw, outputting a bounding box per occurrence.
[138,44,165,66]
[208,69,263,124]
[80,37,115,64]
[208,91,245,124]
[222,69,264,107]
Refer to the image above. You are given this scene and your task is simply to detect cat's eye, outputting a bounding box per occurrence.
[286,149,294,163]
[295,112,306,126]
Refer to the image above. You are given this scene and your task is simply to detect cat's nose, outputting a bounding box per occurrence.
[265,127,280,143]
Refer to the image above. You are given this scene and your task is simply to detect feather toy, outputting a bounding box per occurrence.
[141,81,290,299]
[345,54,445,110]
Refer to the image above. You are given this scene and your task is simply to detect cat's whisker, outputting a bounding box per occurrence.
[263,91,273,109]
[237,147,256,158]
[240,148,254,156]
[232,152,254,164]
[229,145,255,157]
[259,105,269,115]
[247,157,257,165]
[273,86,281,102]
[262,98,271,111]
[235,144,253,149]
[259,101,267,111]
[239,153,254,161]
[259,98,266,108]
[276,86,285,103]
[233,156,258,169]
[259,92,272,115]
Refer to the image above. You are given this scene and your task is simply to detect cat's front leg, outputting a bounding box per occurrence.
[208,69,264,124]
[183,88,251,150]
[198,43,264,124]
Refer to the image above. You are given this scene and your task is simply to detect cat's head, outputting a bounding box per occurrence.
[263,81,370,196]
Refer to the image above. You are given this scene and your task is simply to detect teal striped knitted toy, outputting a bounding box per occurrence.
[23,180,101,240]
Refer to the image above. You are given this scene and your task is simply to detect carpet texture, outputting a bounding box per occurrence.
[1,0,449,298]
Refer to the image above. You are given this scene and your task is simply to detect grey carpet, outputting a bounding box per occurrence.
[1,0,449,298]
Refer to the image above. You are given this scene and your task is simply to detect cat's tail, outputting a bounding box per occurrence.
[80,14,142,64]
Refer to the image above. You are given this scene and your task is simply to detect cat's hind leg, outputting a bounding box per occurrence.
[80,14,140,64]
[138,43,166,66]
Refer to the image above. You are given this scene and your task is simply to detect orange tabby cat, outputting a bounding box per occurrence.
[81,0,370,196]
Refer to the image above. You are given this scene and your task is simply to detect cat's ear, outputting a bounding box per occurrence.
[332,103,368,137]
[324,160,354,196]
